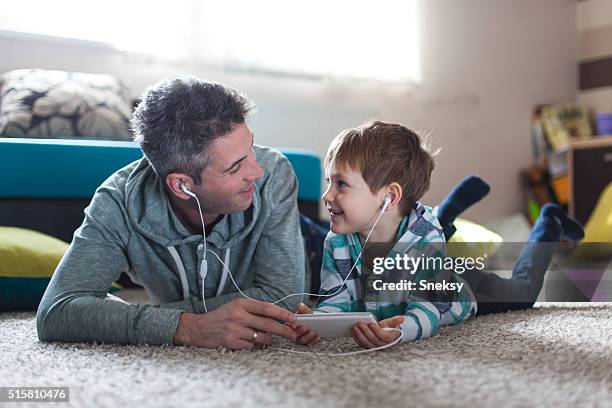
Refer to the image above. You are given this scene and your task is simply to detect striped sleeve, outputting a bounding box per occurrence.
[400,301,442,342]
[315,234,354,313]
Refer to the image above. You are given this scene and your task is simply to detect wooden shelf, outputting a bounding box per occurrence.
[569,135,612,149]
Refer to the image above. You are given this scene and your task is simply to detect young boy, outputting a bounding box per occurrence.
[297,120,477,348]
[296,120,585,348]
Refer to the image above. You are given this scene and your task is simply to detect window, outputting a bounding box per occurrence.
[198,0,421,83]
[1,0,421,83]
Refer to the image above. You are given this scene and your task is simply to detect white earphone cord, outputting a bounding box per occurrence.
[190,193,209,314]
[185,186,400,355]
[205,198,390,305]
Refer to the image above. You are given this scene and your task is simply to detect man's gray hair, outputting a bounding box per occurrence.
[131,76,253,184]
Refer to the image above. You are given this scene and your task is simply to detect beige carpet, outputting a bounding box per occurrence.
[1,303,611,408]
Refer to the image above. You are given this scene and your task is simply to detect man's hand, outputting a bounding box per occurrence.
[351,316,404,349]
[173,298,298,349]
[291,303,320,345]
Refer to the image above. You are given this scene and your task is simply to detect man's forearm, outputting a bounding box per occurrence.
[37,294,183,345]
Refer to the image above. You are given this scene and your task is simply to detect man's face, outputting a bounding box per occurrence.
[191,122,264,215]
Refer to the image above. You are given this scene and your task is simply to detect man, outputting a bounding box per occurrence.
[37,77,304,350]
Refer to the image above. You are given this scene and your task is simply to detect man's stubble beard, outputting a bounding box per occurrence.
[201,194,251,216]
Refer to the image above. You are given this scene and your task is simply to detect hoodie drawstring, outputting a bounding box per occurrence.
[166,246,189,301]
[216,248,230,296]
[166,246,231,302]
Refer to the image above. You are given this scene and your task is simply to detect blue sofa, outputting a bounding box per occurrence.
[0,137,322,242]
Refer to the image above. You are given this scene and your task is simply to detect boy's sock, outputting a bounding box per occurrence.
[540,203,584,241]
[436,175,491,226]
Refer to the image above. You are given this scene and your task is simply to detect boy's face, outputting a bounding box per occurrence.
[323,160,386,235]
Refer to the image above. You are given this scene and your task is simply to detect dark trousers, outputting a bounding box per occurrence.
[441,214,562,315]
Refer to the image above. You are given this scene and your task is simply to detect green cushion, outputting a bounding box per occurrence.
[447,218,503,259]
[0,226,119,311]
[0,226,69,278]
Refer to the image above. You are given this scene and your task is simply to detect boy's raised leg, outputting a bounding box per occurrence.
[434,175,490,240]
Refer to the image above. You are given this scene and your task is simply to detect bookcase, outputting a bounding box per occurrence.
[522,103,612,226]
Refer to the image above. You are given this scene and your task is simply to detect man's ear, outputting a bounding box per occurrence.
[166,172,194,200]
[384,182,403,210]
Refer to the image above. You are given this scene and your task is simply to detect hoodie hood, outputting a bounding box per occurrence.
[123,158,260,249]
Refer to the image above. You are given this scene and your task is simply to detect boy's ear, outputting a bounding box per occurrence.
[384,182,403,209]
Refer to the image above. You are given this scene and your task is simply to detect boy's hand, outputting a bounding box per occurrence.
[351,316,404,349]
[290,303,321,345]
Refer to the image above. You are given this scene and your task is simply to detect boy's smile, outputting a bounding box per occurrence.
[328,208,344,216]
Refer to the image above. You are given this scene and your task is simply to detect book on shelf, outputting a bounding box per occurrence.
[523,165,556,204]
[520,164,568,223]
[546,149,568,178]
[551,174,569,206]
[524,104,583,222]
[520,169,542,224]
[538,103,592,152]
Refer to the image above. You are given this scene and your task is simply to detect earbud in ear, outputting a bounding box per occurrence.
[180,183,196,198]
[381,195,392,212]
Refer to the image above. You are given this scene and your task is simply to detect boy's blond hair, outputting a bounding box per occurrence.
[325,120,436,215]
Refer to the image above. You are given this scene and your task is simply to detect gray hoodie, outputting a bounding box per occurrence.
[36,145,305,346]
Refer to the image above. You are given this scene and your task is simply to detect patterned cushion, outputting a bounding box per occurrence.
[0,69,133,140]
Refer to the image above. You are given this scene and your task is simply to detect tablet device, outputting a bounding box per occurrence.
[295,312,378,338]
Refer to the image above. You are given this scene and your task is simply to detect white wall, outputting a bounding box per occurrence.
[577,0,612,114]
[0,0,577,222]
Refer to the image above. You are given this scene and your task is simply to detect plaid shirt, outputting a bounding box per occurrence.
[316,202,477,342]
